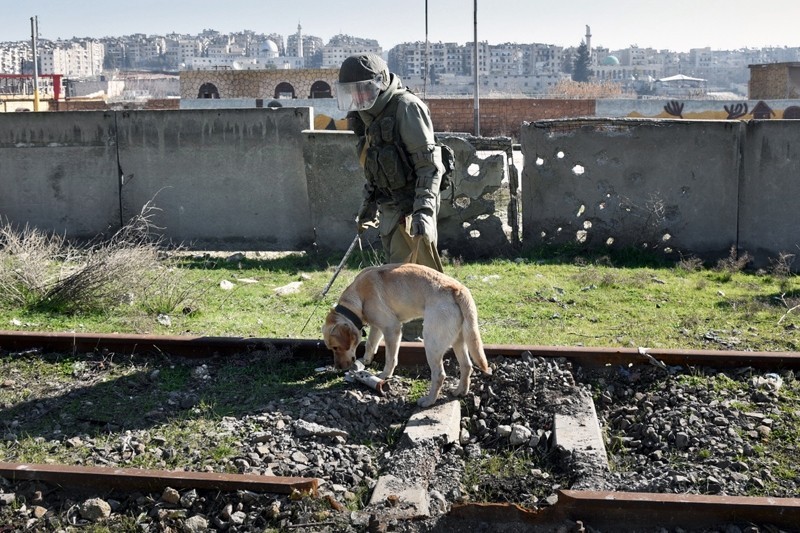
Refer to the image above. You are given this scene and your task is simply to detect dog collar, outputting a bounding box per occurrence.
[335,304,364,333]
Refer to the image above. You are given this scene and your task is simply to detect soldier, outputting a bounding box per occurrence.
[336,53,444,340]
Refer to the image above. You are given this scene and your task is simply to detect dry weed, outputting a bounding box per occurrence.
[0,202,192,315]
[715,245,752,274]
[0,222,69,307]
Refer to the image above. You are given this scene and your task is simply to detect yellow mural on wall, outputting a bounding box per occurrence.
[628,101,800,120]
[314,114,349,130]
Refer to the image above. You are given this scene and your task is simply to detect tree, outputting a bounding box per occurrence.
[572,41,592,82]
[428,64,439,86]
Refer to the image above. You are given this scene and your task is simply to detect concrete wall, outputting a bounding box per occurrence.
[738,120,800,262]
[0,111,119,238]
[4,109,800,268]
[302,130,368,251]
[303,131,513,257]
[520,118,799,267]
[117,108,313,250]
[595,98,800,120]
[1,108,314,251]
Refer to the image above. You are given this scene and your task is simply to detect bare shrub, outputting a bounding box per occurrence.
[0,221,70,307]
[677,254,704,272]
[769,252,795,280]
[715,245,752,274]
[0,202,195,315]
[42,204,168,313]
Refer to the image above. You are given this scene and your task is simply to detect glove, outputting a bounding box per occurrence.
[410,212,435,241]
[357,218,378,234]
[356,201,378,234]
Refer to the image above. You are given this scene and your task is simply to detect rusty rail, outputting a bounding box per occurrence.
[0,462,318,495]
[3,330,800,369]
[448,491,800,530]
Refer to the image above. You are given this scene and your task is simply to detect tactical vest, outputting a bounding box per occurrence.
[363,92,416,209]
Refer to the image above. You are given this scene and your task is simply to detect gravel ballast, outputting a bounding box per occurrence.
[1,347,798,531]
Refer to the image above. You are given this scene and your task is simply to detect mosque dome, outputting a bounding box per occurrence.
[602,55,620,66]
[261,40,279,54]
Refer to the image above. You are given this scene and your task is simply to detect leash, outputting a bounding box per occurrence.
[299,232,361,335]
[320,232,361,299]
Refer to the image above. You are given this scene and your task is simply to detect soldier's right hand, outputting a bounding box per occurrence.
[357,218,378,234]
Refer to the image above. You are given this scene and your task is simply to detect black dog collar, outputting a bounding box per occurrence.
[335,304,364,334]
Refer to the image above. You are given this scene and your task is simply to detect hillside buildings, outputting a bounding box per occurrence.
[2,22,800,98]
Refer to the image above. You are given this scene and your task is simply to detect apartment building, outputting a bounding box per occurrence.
[1,44,29,74]
[321,34,381,68]
[388,41,467,78]
[39,40,105,78]
[164,37,203,67]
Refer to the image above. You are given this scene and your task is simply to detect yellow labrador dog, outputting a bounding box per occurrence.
[322,263,492,407]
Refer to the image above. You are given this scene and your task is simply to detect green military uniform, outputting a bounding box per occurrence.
[353,74,444,272]
[339,54,444,340]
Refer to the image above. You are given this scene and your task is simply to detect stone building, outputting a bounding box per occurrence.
[180,68,338,100]
[748,62,800,99]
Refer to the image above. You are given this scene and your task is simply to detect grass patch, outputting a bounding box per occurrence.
[1,225,798,352]
[463,449,555,505]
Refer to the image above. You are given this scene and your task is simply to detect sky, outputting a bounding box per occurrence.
[2,0,799,53]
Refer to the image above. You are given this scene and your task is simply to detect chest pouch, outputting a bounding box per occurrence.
[364,117,413,191]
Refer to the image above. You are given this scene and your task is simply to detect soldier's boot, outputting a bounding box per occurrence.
[402,318,424,342]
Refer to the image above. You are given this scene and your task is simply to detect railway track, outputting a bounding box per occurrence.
[1,329,799,531]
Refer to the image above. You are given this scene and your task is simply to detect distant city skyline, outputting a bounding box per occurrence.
[2,0,798,53]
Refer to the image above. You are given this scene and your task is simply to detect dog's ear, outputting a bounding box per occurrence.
[332,317,358,348]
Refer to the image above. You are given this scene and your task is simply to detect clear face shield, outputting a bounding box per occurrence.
[336,75,385,112]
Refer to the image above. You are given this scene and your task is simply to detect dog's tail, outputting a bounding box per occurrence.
[454,286,492,375]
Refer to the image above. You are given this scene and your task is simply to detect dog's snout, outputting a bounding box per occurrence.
[334,355,356,371]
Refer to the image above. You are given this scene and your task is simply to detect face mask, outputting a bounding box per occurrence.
[335,75,385,111]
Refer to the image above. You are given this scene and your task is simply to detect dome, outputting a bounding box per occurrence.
[602,55,620,66]
[261,40,279,53]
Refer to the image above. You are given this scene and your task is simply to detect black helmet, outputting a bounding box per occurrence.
[336,54,390,111]
[338,53,390,86]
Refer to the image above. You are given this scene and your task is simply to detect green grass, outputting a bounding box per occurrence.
[463,449,551,504]
[2,248,798,352]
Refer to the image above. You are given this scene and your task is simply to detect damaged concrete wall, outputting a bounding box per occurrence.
[521,117,800,268]
[521,118,742,261]
[437,136,515,258]
[303,131,514,258]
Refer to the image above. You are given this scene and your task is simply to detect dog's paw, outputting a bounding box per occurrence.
[416,395,437,408]
[453,385,468,397]
[363,353,374,365]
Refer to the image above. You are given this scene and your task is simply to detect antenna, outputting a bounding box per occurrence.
[30,16,40,111]
[423,0,429,99]
[473,0,480,136]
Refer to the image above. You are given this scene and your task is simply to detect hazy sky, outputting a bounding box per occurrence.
[3,0,798,52]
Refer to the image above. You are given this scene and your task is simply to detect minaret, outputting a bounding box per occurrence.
[585,25,592,58]
[297,23,303,59]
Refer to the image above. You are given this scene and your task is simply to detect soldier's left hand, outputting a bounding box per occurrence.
[411,212,435,241]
